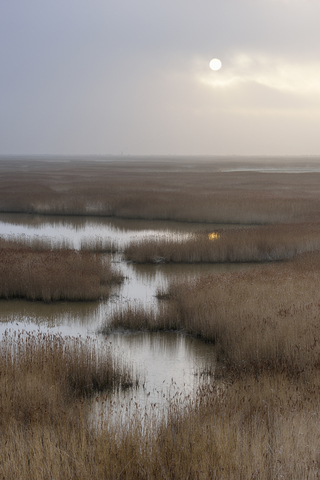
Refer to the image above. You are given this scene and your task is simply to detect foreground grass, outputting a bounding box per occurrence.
[3,256,320,476]
[0,237,122,302]
[124,223,320,264]
[2,333,320,478]
[0,331,135,419]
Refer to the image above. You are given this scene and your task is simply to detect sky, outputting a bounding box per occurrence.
[1,0,320,156]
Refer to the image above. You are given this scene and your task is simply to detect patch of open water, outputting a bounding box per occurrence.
[0,213,259,422]
[0,213,248,249]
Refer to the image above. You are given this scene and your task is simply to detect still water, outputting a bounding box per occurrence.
[0,213,258,419]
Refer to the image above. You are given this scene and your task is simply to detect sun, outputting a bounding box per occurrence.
[209,58,222,71]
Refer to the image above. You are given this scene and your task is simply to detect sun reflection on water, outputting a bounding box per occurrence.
[208,232,220,241]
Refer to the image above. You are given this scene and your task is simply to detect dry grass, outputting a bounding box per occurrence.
[3,264,320,477]
[153,371,320,479]
[107,251,320,376]
[0,331,135,425]
[79,236,116,253]
[100,303,180,334]
[0,237,122,302]
[125,223,320,263]
[2,157,320,224]
[2,333,320,478]
[4,157,320,477]
[165,252,320,375]
[92,249,320,477]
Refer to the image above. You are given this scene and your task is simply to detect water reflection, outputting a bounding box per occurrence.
[0,299,104,334]
[0,213,254,250]
[208,232,220,240]
[90,331,215,426]
[0,212,249,232]
[0,213,258,420]
[0,214,262,333]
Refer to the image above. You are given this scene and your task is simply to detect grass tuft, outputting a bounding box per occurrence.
[0,237,122,302]
[124,223,320,263]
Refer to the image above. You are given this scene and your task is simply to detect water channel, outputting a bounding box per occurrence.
[0,213,259,421]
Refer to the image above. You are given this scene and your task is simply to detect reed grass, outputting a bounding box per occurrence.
[2,157,320,224]
[0,237,122,302]
[100,303,180,334]
[106,252,320,376]
[168,252,320,375]
[3,268,320,477]
[4,157,320,476]
[124,223,320,263]
[2,334,320,478]
[0,331,135,426]
[79,236,116,253]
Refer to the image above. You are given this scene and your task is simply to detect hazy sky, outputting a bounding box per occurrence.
[1,0,320,156]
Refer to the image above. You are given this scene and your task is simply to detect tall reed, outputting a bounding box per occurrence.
[2,158,320,224]
[100,302,180,334]
[3,269,320,476]
[0,331,136,426]
[0,237,122,302]
[164,252,320,375]
[106,251,320,375]
[2,342,320,478]
[124,223,320,263]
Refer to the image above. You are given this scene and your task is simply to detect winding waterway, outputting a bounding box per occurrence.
[0,213,259,421]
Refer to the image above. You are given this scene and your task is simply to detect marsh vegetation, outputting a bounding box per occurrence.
[2,156,320,478]
[124,223,320,263]
[2,332,320,478]
[2,156,320,223]
[109,252,320,374]
[0,236,122,302]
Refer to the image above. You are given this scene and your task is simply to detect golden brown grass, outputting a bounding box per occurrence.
[2,157,320,224]
[124,223,320,263]
[79,236,116,253]
[162,253,320,375]
[4,157,320,477]
[92,249,320,477]
[107,252,320,376]
[0,237,122,302]
[0,331,135,424]
[100,303,180,334]
[3,267,320,477]
[2,332,320,478]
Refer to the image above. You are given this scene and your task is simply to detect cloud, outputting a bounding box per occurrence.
[199,54,320,94]
[1,0,320,154]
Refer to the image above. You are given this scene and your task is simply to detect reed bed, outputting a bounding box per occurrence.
[79,236,116,253]
[3,260,320,476]
[100,303,179,334]
[0,331,136,425]
[106,252,320,376]
[0,237,122,302]
[1,234,117,253]
[2,157,320,224]
[2,334,320,478]
[124,223,320,263]
[167,252,320,375]
[0,331,142,480]
[4,158,320,476]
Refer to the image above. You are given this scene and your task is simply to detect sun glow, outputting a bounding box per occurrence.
[203,54,320,93]
[209,58,222,71]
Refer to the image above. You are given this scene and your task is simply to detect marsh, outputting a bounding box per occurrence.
[1,156,320,478]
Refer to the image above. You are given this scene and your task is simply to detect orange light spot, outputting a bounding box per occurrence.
[208,232,220,241]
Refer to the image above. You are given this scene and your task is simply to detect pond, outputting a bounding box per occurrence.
[0,213,260,421]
